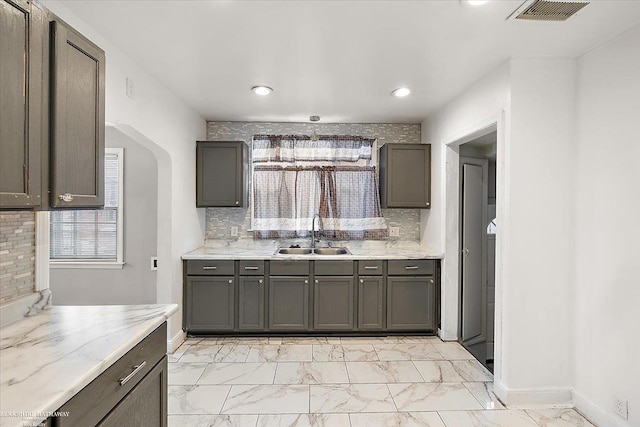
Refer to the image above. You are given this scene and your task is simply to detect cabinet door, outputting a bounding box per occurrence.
[186,276,235,332]
[196,141,246,207]
[239,276,265,330]
[380,144,430,208]
[0,0,44,208]
[50,19,105,208]
[358,276,384,330]
[97,357,167,427]
[268,277,308,330]
[314,276,354,330]
[387,276,435,331]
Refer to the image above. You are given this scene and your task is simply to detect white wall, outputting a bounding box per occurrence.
[45,1,207,344]
[573,24,640,427]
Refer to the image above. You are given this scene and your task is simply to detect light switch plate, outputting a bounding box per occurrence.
[150,257,158,271]
[231,226,239,237]
[389,226,400,237]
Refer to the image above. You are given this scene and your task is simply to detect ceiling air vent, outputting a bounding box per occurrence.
[508,0,589,22]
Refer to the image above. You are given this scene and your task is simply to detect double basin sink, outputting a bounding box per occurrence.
[276,247,350,255]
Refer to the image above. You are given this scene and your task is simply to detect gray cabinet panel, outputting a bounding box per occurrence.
[387,276,435,331]
[270,260,309,276]
[358,276,384,330]
[387,260,435,276]
[268,277,309,330]
[186,260,235,276]
[314,276,354,330]
[0,0,44,209]
[50,19,105,208]
[239,260,265,276]
[186,276,235,331]
[358,261,383,276]
[196,141,247,207]
[315,261,354,276]
[239,277,265,330]
[380,143,431,209]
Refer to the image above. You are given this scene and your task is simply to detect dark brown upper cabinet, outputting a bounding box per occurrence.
[379,143,431,209]
[49,19,105,208]
[196,141,248,207]
[0,0,46,209]
[0,2,106,210]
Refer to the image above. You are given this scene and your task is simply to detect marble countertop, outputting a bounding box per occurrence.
[182,239,443,260]
[0,304,178,427]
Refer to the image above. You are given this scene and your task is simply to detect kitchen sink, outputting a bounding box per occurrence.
[275,247,350,255]
[314,247,350,255]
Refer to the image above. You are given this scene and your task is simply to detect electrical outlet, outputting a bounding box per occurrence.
[231,226,239,237]
[389,226,400,237]
[614,396,628,420]
[150,257,158,271]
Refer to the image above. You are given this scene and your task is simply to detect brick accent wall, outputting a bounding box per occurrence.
[0,211,36,304]
[205,121,422,241]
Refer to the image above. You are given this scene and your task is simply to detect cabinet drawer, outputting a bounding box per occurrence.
[239,260,265,276]
[315,261,353,276]
[55,323,166,427]
[270,260,309,276]
[186,260,234,275]
[358,260,383,276]
[387,260,434,276]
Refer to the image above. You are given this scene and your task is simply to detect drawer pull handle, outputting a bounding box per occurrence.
[244,266,259,270]
[202,266,217,270]
[405,266,419,270]
[58,193,73,202]
[364,266,378,270]
[118,361,147,386]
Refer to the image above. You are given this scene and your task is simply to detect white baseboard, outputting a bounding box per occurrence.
[493,383,572,408]
[167,329,186,354]
[573,389,630,427]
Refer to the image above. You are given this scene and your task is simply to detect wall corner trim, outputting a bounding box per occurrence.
[495,384,573,408]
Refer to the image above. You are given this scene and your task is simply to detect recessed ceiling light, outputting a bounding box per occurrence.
[251,86,273,96]
[391,87,411,97]
[462,0,489,6]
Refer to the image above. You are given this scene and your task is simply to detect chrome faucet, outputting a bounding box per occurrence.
[311,214,323,249]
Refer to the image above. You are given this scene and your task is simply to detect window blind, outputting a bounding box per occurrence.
[50,152,120,260]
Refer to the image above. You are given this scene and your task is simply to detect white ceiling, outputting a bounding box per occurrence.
[60,0,640,124]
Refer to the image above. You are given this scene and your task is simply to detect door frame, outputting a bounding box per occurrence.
[441,111,506,390]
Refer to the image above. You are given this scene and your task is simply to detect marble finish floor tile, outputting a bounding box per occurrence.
[432,342,475,360]
[451,360,494,381]
[340,337,389,344]
[463,382,505,410]
[350,411,446,427]
[257,413,351,427]
[438,409,539,426]
[274,362,349,384]
[168,362,208,385]
[281,337,342,345]
[221,384,309,414]
[346,361,423,383]
[374,343,444,361]
[525,408,596,427]
[180,344,251,363]
[218,337,271,344]
[168,385,231,415]
[312,344,345,361]
[309,384,397,413]
[245,345,313,362]
[198,362,277,385]
[341,344,379,361]
[388,382,483,411]
[169,343,191,363]
[168,414,258,427]
[413,360,466,382]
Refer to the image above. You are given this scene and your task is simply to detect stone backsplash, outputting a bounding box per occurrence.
[205,121,422,242]
[0,211,36,304]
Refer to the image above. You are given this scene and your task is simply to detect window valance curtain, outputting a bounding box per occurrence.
[253,135,374,163]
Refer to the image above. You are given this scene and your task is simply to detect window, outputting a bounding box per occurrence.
[50,148,124,268]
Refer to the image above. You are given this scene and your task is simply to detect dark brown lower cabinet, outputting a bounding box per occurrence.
[387,276,436,331]
[314,276,354,330]
[358,276,384,330]
[269,277,309,330]
[51,323,167,427]
[239,276,265,330]
[185,276,235,331]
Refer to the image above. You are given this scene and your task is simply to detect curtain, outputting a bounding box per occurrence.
[252,135,388,240]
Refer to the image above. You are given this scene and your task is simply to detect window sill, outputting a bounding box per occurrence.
[49,261,125,270]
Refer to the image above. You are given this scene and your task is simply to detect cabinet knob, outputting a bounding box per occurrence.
[426,202,430,206]
[430,279,434,284]
[228,279,233,284]
[304,280,308,284]
[360,279,364,283]
[258,279,263,284]
[235,201,239,205]
[315,279,319,284]
[58,193,73,202]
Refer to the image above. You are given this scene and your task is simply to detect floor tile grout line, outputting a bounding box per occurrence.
[386,383,400,412]
[218,382,234,415]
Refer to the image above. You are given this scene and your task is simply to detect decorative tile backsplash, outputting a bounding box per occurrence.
[0,211,36,304]
[205,121,422,241]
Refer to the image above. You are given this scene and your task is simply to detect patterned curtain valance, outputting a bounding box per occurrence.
[252,135,374,163]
